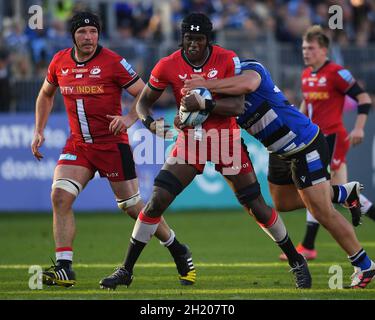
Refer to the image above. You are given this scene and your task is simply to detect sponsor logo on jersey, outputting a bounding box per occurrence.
[338,69,354,84]
[332,158,341,166]
[207,69,218,78]
[318,77,327,86]
[89,66,101,78]
[150,74,159,83]
[90,67,101,75]
[304,91,330,100]
[120,58,136,76]
[72,68,88,73]
[273,85,281,93]
[60,85,104,95]
[106,172,119,178]
[178,73,187,80]
[61,68,69,75]
[59,153,77,161]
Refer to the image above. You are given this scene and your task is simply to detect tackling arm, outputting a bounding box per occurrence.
[181,93,245,116]
[184,70,261,96]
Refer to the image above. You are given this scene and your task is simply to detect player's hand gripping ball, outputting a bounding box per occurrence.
[179,87,212,127]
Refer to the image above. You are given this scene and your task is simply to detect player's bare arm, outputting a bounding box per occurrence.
[31,79,57,161]
[136,84,171,136]
[349,92,372,146]
[181,92,245,116]
[299,100,306,114]
[183,70,261,95]
[107,78,146,135]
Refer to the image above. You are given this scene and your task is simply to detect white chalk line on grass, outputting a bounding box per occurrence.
[0,262,349,269]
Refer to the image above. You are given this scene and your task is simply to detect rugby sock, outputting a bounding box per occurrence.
[359,194,373,215]
[301,209,320,250]
[257,209,303,266]
[331,185,347,204]
[123,211,161,273]
[349,249,372,271]
[160,229,187,257]
[257,209,287,242]
[277,235,305,267]
[56,247,73,269]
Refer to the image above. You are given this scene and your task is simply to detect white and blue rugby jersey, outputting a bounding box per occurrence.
[237,59,319,156]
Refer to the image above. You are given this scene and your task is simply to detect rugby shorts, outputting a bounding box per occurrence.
[57,139,137,182]
[267,130,331,189]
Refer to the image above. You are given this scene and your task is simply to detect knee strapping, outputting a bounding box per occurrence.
[154,170,184,196]
[236,182,261,207]
[52,178,83,197]
[117,191,141,210]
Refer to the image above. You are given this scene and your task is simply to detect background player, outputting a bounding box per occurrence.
[182,58,375,289]
[99,13,312,290]
[31,11,194,288]
[282,25,375,261]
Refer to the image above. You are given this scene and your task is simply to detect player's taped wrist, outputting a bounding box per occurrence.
[205,99,216,112]
[357,103,371,115]
[142,115,155,130]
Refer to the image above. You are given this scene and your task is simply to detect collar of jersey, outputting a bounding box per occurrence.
[181,45,212,70]
[311,59,330,75]
[71,45,103,65]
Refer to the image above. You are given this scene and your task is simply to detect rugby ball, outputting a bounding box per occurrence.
[179,87,212,127]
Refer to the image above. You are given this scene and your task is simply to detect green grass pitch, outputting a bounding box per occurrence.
[0,208,374,300]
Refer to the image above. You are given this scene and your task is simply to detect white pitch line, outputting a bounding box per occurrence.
[0,262,348,269]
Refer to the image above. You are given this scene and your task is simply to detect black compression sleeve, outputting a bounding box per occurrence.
[346,82,364,100]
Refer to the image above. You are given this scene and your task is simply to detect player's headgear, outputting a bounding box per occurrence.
[181,13,213,41]
[70,11,101,43]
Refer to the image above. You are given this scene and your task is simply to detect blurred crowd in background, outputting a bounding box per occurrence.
[1,0,375,112]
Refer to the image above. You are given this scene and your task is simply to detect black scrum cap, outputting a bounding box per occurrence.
[181,13,213,40]
[70,11,101,41]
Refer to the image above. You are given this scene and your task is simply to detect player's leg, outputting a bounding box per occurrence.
[326,131,363,226]
[298,181,375,288]
[293,132,375,288]
[222,144,311,288]
[109,177,171,242]
[296,127,342,261]
[44,163,93,287]
[267,153,316,261]
[109,177,196,285]
[100,158,199,289]
[334,162,375,222]
[267,153,306,211]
